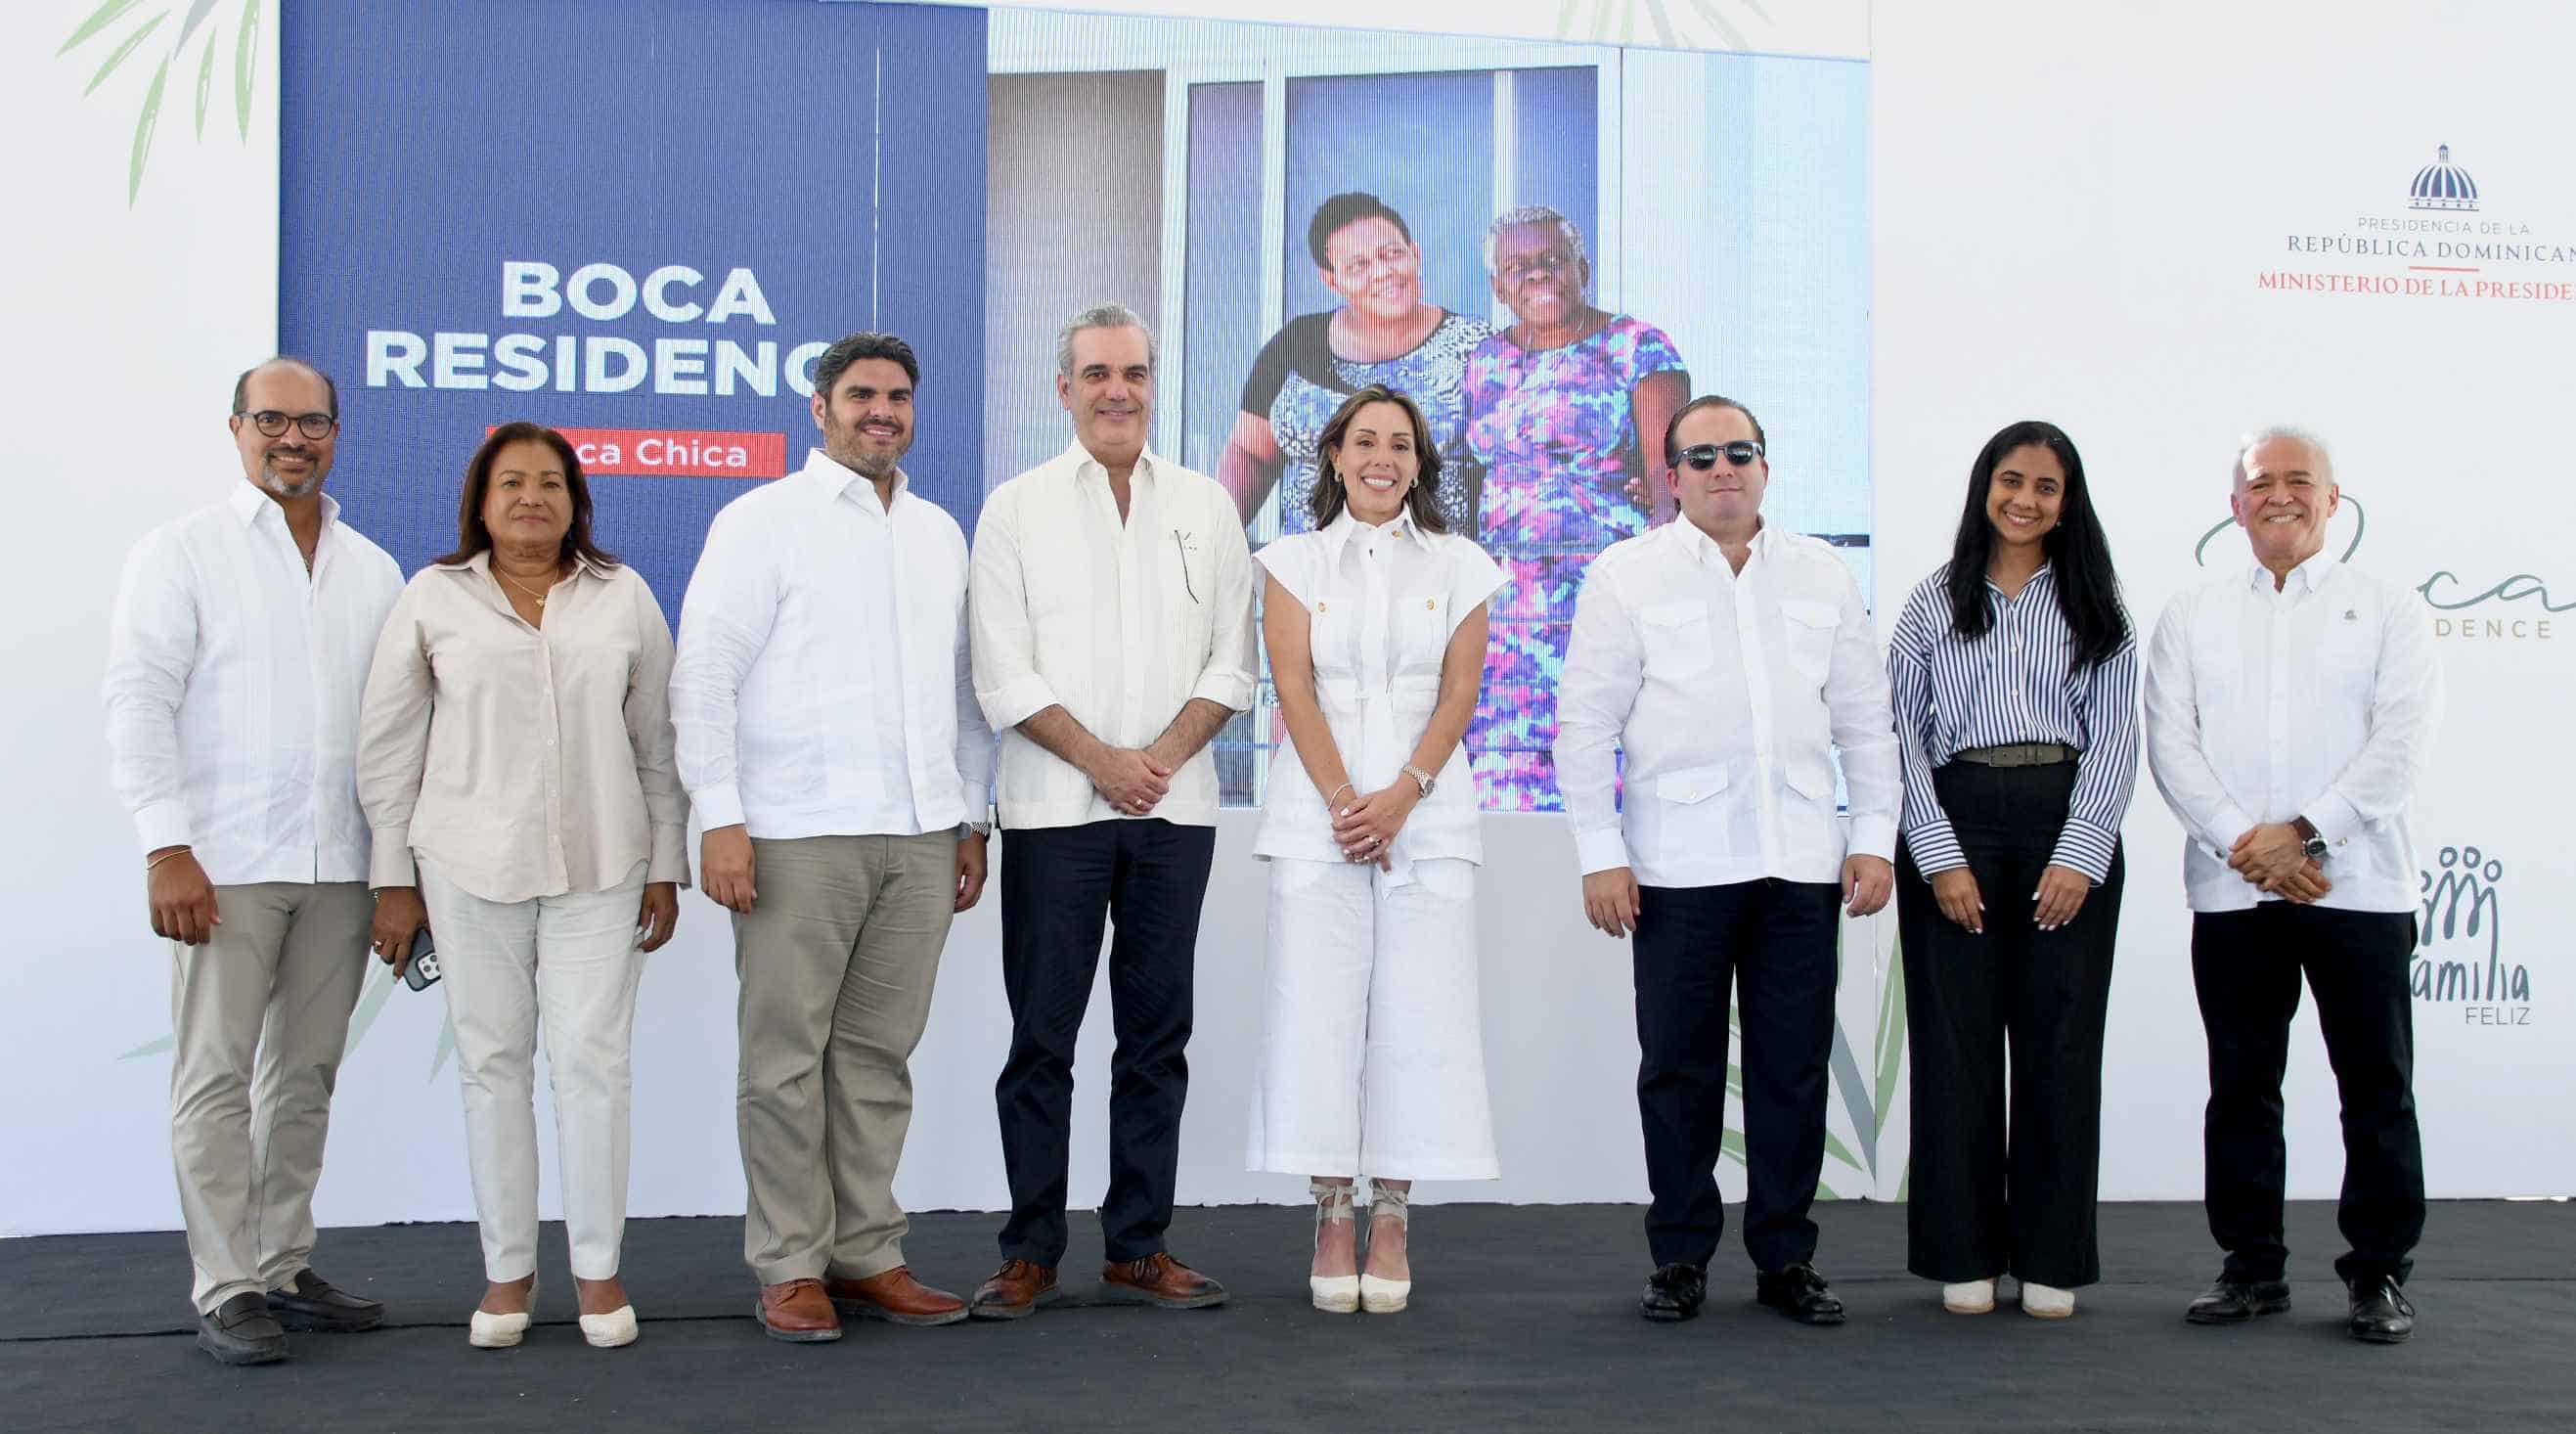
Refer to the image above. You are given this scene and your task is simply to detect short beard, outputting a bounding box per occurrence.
[830,438,902,481]
[259,461,323,499]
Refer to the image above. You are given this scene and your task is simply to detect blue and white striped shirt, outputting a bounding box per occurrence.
[1887,563,2140,882]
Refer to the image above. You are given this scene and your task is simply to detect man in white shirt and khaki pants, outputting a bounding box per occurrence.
[965,304,1257,1318]
[1555,394,1900,1327]
[671,332,996,1342]
[103,357,404,1365]
[2145,426,2440,1345]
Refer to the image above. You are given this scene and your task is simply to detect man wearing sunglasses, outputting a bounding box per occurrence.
[1555,393,1900,1326]
[104,358,405,1364]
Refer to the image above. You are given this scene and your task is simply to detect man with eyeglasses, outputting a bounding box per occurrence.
[103,357,405,1365]
[1555,393,1900,1325]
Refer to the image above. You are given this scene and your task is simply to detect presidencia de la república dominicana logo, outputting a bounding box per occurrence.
[2258,142,2576,303]
[2416,845,2533,1029]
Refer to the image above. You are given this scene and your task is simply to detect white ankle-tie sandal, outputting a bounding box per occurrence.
[1360,1181,1410,1314]
[1310,1180,1359,1313]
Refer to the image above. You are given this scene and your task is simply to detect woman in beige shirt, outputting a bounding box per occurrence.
[358,422,688,1351]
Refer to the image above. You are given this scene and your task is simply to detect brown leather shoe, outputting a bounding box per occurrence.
[1100,1252,1229,1310]
[824,1267,968,1327]
[755,1278,843,1342]
[967,1259,1061,1321]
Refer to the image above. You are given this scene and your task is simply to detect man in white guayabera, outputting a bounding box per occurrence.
[103,357,405,1366]
[671,332,996,1343]
[2144,426,2442,1345]
[1555,392,1900,1327]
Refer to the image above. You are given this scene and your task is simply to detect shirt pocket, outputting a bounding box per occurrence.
[1646,760,1735,860]
[1161,528,1216,645]
[1779,599,1841,682]
[1640,601,1714,682]
[1402,590,1452,673]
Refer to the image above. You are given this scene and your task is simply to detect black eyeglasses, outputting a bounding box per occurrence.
[1675,441,1763,471]
[238,410,337,440]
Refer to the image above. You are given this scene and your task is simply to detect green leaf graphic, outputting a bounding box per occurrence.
[174,0,219,53]
[84,8,168,95]
[193,23,215,138]
[1823,1129,1863,1174]
[341,960,402,1054]
[234,0,260,140]
[127,54,168,204]
[1874,938,1906,1127]
[121,1033,175,1058]
[59,0,146,54]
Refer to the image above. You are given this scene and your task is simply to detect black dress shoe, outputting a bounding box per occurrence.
[2347,1276,2416,1344]
[2183,1277,2292,1324]
[267,1269,385,1332]
[197,1292,288,1366]
[1640,1263,1707,1322]
[1755,1264,1846,1325]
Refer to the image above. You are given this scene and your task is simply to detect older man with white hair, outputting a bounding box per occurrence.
[2143,426,2441,1344]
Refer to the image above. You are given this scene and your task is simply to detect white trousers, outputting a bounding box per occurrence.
[420,860,646,1282]
[1247,857,1499,1181]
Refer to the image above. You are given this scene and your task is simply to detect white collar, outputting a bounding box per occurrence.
[1319,504,1431,563]
[228,481,339,532]
[799,447,907,511]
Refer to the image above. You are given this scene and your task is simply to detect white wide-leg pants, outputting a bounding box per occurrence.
[1247,857,1499,1181]
[420,860,647,1283]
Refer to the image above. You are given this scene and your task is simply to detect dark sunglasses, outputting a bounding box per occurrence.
[1675,440,1763,471]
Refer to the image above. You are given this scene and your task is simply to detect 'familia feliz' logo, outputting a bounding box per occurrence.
[2414,845,2532,1026]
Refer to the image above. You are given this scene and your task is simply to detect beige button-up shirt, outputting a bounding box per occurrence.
[969,443,1257,830]
[357,551,688,902]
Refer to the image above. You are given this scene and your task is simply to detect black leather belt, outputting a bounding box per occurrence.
[1950,741,2077,768]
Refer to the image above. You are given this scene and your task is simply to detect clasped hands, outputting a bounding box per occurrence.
[2227,822,2331,903]
[1330,779,1420,871]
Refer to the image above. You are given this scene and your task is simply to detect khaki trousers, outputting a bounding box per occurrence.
[168,881,373,1313]
[735,832,956,1283]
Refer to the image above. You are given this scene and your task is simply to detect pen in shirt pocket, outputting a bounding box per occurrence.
[1174,527,1200,604]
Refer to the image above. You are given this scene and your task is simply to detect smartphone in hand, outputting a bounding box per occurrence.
[401,926,442,991]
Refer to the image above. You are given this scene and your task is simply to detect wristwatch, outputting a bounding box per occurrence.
[1401,764,1437,798]
[2291,816,2327,861]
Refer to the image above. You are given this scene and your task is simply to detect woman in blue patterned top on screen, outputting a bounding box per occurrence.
[1887,419,2140,1322]
[1218,192,1491,536]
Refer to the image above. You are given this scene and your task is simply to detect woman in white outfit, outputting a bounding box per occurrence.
[358,423,688,1350]
[1248,384,1505,1314]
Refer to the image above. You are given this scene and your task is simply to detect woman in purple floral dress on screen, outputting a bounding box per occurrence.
[1464,205,1690,810]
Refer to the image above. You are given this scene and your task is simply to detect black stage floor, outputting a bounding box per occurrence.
[5,1200,2569,1432]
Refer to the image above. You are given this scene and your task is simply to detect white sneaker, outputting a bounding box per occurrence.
[579,1304,640,1348]
[2021,1281,2076,1319]
[1940,1278,1997,1314]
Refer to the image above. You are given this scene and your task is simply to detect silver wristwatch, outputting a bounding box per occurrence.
[1401,764,1437,798]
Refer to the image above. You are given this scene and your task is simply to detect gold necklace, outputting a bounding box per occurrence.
[495,562,563,607]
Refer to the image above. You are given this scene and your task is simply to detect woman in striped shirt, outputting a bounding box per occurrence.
[1888,420,2139,1321]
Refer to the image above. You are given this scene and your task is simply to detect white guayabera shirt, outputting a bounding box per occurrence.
[2143,556,2441,915]
[669,450,994,840]
[970,443,1257,830]
[104,484,404,885]
[1554,518,1901,888]
[1251,507,1506,874]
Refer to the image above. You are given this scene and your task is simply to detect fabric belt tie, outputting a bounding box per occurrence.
[1949,741,2078,768]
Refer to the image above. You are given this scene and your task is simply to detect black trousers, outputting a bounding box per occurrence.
[2192,902,2423,1286]
[995,818,1216,1266]
[1894,761,2121,1287]
[1631,877,1842,1273]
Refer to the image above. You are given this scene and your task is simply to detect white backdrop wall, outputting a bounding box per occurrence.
[5,0,2568,1240]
